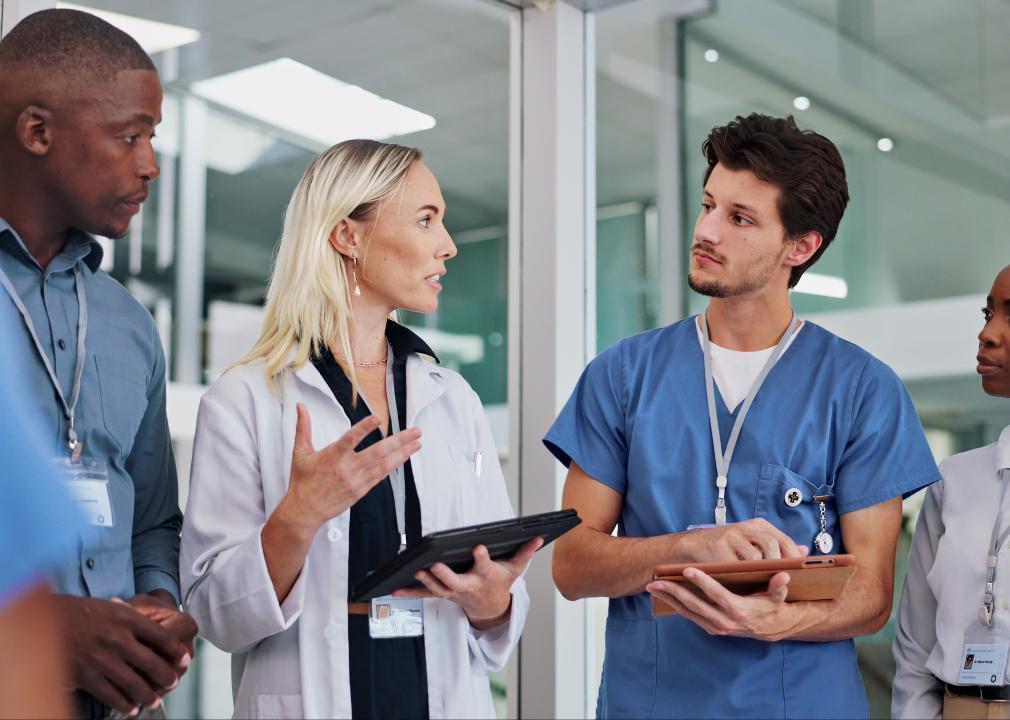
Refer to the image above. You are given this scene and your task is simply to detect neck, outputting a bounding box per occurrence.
[0,177,69,270]
[703,289,794,351]
[345,298,394,364]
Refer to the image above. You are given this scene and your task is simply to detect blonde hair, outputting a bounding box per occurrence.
[236,139,422,392]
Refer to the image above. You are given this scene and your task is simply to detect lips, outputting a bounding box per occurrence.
[977,354,1003,376]
[120,191,149,211]
[692,248,722,265]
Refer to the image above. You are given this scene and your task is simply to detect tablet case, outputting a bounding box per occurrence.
[651,554,856,617]
[350,509,581,602]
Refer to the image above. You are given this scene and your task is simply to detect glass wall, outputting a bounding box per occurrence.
[71,0,516,716]
[596,0,1010,716]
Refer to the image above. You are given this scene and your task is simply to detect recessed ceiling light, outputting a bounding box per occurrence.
[58,3,200,54]
[792,272,848,299]
[876,137,895,152]
[191,58,436,150]
[793,96,810,111]
[704,49,720,63]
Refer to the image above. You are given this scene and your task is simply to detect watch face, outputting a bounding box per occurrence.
[814,532,834,555]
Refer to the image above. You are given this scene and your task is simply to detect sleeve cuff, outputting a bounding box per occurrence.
[466,586,527,673]
[135,570,181,605]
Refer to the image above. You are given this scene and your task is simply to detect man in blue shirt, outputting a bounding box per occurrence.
[547,114,939,718]
[0,9,197,718]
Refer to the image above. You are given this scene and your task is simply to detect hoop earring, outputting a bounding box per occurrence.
[352,257,361,297]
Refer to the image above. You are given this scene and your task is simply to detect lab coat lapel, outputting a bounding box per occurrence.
[406,355,445,426]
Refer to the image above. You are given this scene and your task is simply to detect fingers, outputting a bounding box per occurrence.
[427,563,465,594]
[117,640,178,695]
[727,534,762,561]
[127,612,190,667]
[104,659,163,713]
[767,572,791,603]
[750,531,782,560]
[85,676,139,716]
[414,569,453,598]
[500,537,544,575]
[743,519,802,559]
[331,415,383,455]
[358,430,422,478]
[292,403,315,455]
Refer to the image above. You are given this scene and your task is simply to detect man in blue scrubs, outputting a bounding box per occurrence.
[546,113,938,719]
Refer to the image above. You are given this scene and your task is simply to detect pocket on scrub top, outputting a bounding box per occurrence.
[602,617,658,719]
[754,463,837,553]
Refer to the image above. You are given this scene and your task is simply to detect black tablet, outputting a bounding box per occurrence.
[350,509,581,602]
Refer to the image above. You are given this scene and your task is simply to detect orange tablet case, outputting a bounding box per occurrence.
[651,554,856,617]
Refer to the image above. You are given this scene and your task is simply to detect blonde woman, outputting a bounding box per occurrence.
[181,140,537,719]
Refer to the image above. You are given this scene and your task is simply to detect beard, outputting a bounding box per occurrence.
[687,246,788,298]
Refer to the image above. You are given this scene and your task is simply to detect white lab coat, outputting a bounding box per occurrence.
[180,353,528,719]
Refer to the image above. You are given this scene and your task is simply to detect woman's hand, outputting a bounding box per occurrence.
[281,403,422,534]
[392,537,544,630]
[263,403,421,603]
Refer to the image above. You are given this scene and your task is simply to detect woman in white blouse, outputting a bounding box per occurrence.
[893,264,1010,719]
[180,140,539,719]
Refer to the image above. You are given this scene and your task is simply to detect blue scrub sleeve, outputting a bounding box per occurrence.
[543,342,629,494]
[833,357,940,515]
[0,292,81,607]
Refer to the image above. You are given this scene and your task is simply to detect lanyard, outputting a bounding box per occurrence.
[384,343,408,552]
[702,312,800,525]
[0,263,88,460]
[981,468,1010,627]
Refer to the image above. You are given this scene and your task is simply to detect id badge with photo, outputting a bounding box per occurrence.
[959,625,1010,686]
[368,596,424,639]
[54,457,114,528]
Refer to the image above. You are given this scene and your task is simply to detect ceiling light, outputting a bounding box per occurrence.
[58,3,200,54]
[704,49,720,63]
[876,137,894,152]
[191,58,436,150]
[793,96,810,111]
[792,272,848,299]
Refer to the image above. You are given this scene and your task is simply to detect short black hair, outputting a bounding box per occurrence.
[0,8,154,78]
[703,114,849,288]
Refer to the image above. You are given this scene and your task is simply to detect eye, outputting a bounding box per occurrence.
[701,202,712,213]
[982,307,994,322]
[732,214,753,226]
[419,215,432,229]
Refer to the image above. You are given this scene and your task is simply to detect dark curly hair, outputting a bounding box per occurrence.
[703,114,849,288]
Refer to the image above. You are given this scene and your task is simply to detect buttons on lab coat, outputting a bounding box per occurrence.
[324,622,341,642]
[784,488,803,507]
[327,527,343,543]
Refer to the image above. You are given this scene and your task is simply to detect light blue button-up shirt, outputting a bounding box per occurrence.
[0,217,181,603]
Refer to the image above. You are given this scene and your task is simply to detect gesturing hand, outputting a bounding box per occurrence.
[124,593,198,663]
[392,537,544,630]
[54,595,192,716]
[284,403,422,532]
[647,568,800,642]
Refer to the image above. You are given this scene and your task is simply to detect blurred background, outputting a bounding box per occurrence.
[5,0,1008,716]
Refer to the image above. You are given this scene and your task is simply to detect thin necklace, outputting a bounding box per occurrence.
[353,358,387,368]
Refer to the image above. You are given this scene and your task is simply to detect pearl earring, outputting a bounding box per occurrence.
[352,257,361,297]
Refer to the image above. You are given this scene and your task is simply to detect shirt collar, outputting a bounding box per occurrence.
[997,425,1010,473]
[386,319,439,363]
[0,217,104,274]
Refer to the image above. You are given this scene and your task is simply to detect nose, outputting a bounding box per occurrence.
[139,141,160,183]
[439,228,458,261]
[979,317,1000,348]
[694,208,721,247]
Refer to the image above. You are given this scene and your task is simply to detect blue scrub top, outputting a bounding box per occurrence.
[544,317,939,720]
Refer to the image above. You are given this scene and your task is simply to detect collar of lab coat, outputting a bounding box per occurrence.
[997,425,1010,473]
[289,350,445,426]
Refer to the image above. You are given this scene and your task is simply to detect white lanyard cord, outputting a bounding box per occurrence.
[702,313,800,526]
[384,343,408,552]
[982,468,1010,627]
[0,263,87,457]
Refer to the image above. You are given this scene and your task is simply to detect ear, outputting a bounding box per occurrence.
[783,231,823,268]
[327,218,361,259]
[16,106,54,157]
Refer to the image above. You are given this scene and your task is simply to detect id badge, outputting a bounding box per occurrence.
[368,596,424,639]
[54,458,114,528]
[959,625,1010,686]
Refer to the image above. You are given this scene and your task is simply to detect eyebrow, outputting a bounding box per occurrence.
[122,114,159,127]
[416,204,441,215]
[702,191,761,218]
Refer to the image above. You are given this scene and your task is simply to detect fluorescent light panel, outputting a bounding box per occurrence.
[191,58,436,149]
[58,3,200,54]
[793,272,848,299]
